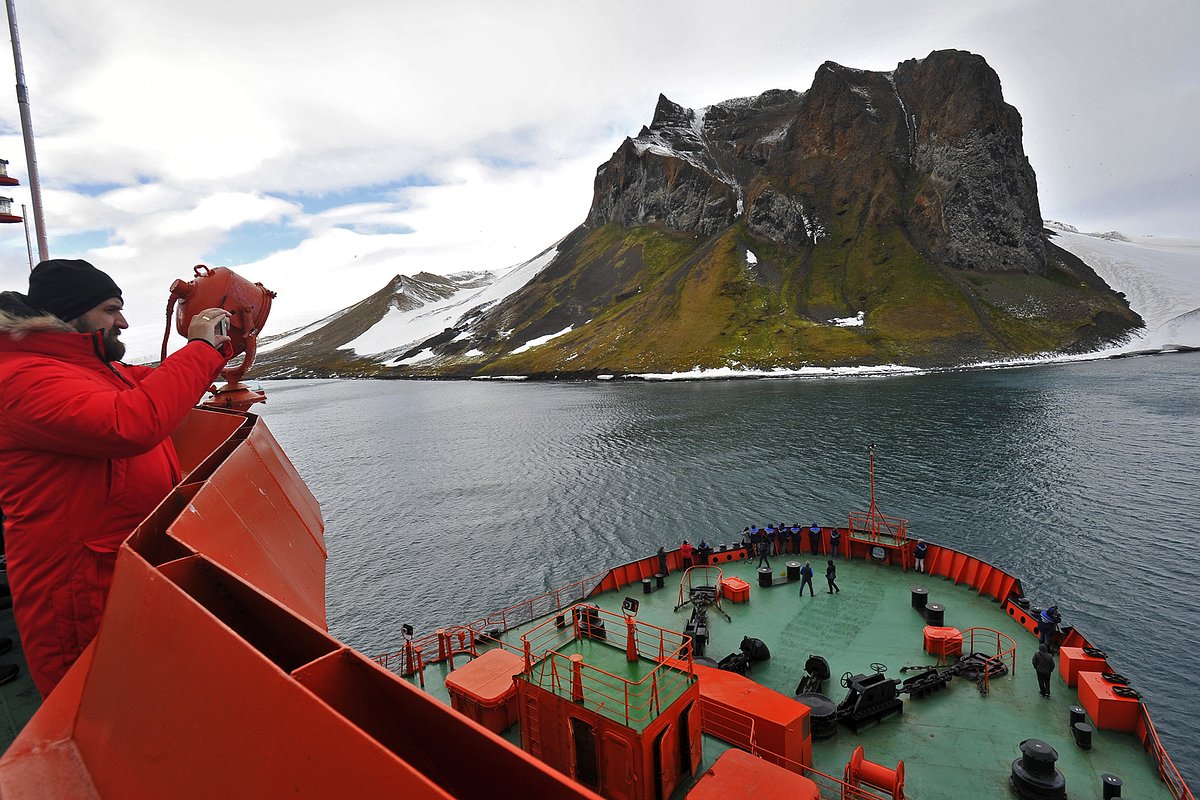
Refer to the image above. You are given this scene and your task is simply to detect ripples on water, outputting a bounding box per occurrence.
[257,355,1200,787]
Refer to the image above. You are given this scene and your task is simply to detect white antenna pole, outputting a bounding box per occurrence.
[5,0,48,263]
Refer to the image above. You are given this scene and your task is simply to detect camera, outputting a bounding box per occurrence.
[216,316,228,337]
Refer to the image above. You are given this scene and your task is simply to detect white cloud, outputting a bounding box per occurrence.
[1,0,1197,363]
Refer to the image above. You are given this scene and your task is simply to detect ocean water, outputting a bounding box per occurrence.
[256,354,1199,787]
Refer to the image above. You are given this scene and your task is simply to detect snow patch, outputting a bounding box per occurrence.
[746,250,758,266]
[759,125,789,145]
[511,326,574,354]
[829,311,864,327]
[634,364,922,381]
[386,348,437,366]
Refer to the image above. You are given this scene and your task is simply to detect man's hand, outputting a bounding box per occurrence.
[187,308,232,350]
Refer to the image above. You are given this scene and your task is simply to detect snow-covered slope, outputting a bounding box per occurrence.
[1046,224,1200,354]
[358,243,560,362]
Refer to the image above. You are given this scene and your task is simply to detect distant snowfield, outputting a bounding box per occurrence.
[1048,229,1200,353]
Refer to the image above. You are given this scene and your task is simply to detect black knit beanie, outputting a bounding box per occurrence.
[27,259,123,322]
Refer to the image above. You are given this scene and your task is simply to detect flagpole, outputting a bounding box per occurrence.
[5,0,48,263]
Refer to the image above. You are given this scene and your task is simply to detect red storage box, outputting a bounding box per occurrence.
[1077,671,1141,732]
[923,626,963,659]
[445,648,525,733]
[721,577,750,603]
[1058,646,1109,688]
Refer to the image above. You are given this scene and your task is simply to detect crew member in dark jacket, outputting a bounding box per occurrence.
[913,539,928,573]
[825,560,840,593]
[756,539,771,570]
[1032,644,1055,697]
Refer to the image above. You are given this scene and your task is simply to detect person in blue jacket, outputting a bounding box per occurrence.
[798,561,815,597]
[1038,606,1062,650]
[808,524,822,555]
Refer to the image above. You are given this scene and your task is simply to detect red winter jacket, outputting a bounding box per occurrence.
[0,295,227,696]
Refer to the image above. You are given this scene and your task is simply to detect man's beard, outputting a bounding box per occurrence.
[101,329,125,361]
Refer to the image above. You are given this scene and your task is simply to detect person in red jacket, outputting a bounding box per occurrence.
[0,259,231,697]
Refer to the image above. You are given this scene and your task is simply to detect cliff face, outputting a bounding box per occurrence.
[588,50,1045,274]
[257,50,1142,379]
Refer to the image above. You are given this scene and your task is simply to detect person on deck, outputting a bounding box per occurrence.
[799,561,815,597]
[1032,643,1055,697]
[0,259,230,697]
[1038,606,1062,651]
[808,524,822,555]
[825,560,840,594]
[829,527,841,558]
[756,538,771,570]
[680,540,694,568]
[913,539,928,574]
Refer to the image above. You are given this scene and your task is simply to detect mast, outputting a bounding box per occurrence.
[5,0,47,263]
[868,443,877,517]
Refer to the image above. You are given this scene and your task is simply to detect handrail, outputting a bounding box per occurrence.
[1139,705,1196,800]
[700,703,896,799]
[520,605,695,727]
[372,570,608,671]
[960,627,1017,694]
[847,509,908,544]
[674,565,725,609]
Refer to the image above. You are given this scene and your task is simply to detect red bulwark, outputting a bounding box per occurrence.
[686,749,820,800]
[1058,646,1109,688]
[1078,671,1141,732]
[446,649,526,733]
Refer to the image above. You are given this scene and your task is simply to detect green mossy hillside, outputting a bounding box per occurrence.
[402,221,1138,378]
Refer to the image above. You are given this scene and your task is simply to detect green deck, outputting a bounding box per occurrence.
[412,555,1177,800]
[0,601,39,750]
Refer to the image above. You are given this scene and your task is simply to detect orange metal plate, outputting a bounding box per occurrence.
[686,749,820,800]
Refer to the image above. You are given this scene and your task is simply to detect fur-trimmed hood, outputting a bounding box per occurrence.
[0,290,75,337]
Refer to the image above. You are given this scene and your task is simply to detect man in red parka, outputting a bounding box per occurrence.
[0,259,231,696]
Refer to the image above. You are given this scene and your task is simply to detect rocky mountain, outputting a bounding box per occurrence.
[256,49,1142,379]
[256,270,497,376]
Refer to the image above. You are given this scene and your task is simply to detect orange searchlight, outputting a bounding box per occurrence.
[162,264,277,411]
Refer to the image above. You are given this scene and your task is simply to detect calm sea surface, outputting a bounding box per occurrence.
[256,355,1199,787]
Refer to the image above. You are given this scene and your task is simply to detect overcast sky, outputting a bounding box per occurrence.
[1,0,1196,355]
